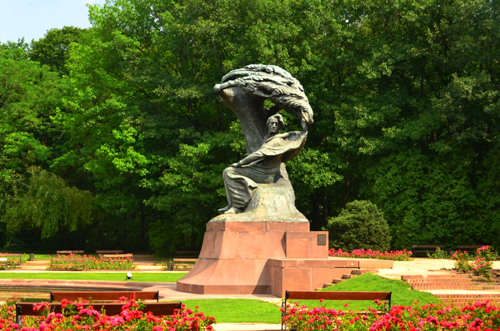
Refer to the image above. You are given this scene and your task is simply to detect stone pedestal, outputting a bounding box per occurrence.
[178,221,327,295]
[177,220,393,296]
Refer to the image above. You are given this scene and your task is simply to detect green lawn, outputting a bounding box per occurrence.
[183,299,281,324]
[0,272,187,282]
[292,272,439,311]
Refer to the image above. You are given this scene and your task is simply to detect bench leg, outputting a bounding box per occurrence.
[281,299,286,330]
[16,305,22,327]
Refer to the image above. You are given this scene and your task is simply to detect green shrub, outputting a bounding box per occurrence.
[326,200,391,252]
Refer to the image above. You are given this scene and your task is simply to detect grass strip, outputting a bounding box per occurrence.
[183,299,280,324]
[0,272,187,283]
[291,272,439,311]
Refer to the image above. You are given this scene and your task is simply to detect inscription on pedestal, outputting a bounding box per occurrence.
[317,234,326,246]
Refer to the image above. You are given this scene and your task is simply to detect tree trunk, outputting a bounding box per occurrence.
[323,194,329,229]
[123,215,128,250]
[310,193,320,230]
[343,152,350,209]
[97,223,103,249]
[59,226,69,250]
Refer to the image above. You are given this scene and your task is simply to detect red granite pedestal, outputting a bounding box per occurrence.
[177,220,392,297]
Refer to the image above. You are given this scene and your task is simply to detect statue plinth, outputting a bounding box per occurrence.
[176,220,335,296]
[177,219,394,296]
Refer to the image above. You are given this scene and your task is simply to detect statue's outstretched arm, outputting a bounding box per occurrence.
[231,151,264,167]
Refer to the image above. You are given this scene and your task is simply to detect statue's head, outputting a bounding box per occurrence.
[266,114,285,134]
[217,64,314,126]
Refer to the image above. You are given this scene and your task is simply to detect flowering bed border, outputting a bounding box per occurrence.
[1,295,216,330]
[282,300,500,331]
[281,290,392,329]
[329,248,413,261]
[48,253,135,271]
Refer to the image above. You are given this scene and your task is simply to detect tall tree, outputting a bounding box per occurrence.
[4,170,96,249]
[30,27,85,75]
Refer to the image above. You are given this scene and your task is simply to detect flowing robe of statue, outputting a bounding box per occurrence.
[222,129,308,213]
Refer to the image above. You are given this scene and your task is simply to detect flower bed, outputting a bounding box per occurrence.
[283,300,500,330]
[49,253,135,271]
[452,246,497,281]
[1,296,215,330]
[329,248,413,261]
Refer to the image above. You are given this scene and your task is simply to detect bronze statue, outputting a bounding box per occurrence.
[215,65,313,215]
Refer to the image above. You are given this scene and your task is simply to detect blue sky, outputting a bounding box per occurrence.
[0,0,106,44]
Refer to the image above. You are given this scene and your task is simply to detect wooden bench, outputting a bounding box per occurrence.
[50,291,159,302]
[103,253,133,261]
[173,258,198,270]
[50,258,85,271]
[173,251,199,270]
[96,250,123,254]
[56,250,85,254]
[0,254,22,269]
[456,245,484,252]
[411,245,444,257]
[281,290,392,330]
[16,301,181,326]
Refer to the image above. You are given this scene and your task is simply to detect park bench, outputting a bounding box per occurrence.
[103,253,133,261]
[0,254,22,269]
[281,290,392,330]
[96,250,123,254]
[50,258,85,271]
[172,251,199,270]
[455,245,484,252]
[16,301,181,326]
[56,250,85,254]
[50,290,160,302]
[173,258,198,270]
[411,245,444,257]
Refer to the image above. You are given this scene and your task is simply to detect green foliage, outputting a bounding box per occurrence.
[452,251,474,273]
[3,170,95,239]
[427,248,451,259]
[30,27,85,75]
[327,200,391,252]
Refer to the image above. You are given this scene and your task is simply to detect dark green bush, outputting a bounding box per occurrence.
[326,200,391,252]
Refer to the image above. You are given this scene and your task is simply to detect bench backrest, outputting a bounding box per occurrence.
[16,302,181,323]
[51,258,85,263]
[173,258,198,262]
[102,254,133,260]
[0,254,22,262]
[286,290,392,305]
[50,291,159,302]
[456,245,484,250]
[96,250,123,254]
[56,251,85,254]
